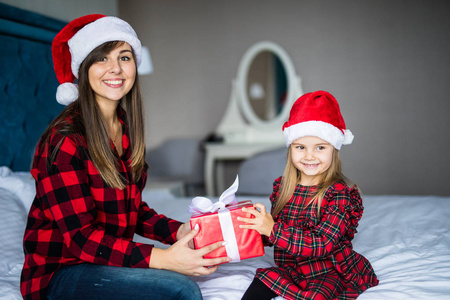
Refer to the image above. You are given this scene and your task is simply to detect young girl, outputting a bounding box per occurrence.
[20,14,228,300]
[239,91,378,300]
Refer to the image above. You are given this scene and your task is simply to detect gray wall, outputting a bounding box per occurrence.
[3,1,449,196]
[0,0,118,22]
[120,0,450,196]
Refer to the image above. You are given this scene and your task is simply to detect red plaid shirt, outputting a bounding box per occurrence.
[20,108,182,300]
[256,177,378,300]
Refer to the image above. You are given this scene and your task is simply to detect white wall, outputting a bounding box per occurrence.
[119,0,450,196]
[0,0,118,21]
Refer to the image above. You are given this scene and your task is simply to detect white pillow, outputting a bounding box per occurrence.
[0,167,35,211]
[0,187,27,275]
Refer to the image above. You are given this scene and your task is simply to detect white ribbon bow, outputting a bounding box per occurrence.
[188,176,239,214]
[188,175,241,262]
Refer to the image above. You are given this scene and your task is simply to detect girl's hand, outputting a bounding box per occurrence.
[150,224,231,276]
[238,203,274,237]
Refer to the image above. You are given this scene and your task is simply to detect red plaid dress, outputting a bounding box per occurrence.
[255,177,378,300]
[20,108,182,300]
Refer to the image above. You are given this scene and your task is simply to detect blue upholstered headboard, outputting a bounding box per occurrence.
[0,4,67,171]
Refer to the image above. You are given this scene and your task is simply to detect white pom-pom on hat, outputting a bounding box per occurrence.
[52,14,142,105]
[56,82,79,105]
[343,129,354,145]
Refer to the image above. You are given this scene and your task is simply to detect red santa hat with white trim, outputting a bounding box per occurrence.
[52,14,142,105]
[282,90,354,150]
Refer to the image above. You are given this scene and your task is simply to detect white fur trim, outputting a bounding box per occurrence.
[283,121,350,150]
[68,16,142,78]
[56,82,78,105]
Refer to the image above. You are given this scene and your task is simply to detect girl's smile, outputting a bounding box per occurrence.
[290,136,334,186]
[302,162,320,169]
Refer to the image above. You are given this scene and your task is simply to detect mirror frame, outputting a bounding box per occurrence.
[236,41,298,129]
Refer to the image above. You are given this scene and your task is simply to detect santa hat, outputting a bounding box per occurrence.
[282,91,354,150]
[52,14,142,105]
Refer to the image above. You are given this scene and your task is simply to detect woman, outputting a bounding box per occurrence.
[20,14,229,300]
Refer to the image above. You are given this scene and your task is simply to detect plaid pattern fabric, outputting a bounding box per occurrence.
[20,107,182,300]
[255,177,378,300]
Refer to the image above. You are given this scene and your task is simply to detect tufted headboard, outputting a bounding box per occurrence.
[0,4,67,171]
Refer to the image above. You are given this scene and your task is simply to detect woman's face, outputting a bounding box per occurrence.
[88,42,136,105]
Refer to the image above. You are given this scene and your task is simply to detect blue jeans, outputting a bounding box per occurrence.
[47,263,202,300]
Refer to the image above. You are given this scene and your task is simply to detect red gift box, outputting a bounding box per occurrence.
[190,200,264,263]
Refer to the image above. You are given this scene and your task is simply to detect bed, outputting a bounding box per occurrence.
[1,166,450,299]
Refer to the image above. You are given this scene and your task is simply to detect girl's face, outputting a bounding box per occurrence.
[88,42,136,106]
[290,136,334,186]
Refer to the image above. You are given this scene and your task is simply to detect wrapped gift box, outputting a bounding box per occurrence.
[190,200,264,263]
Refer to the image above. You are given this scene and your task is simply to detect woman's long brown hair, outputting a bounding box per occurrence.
[38,41,145,189]
[271,146,352,218]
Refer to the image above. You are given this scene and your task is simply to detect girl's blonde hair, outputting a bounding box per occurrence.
[38,41,145,190]
[271,145,353,218]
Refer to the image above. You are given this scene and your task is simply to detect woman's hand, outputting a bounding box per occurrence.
[149,224,231,276]
[176,222,194,248]
[238,203,274,237]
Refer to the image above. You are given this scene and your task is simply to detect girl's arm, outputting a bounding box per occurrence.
[271,190,357,258]
[238,203,275,237]
[270,207,349,258]
[240,191,358,258]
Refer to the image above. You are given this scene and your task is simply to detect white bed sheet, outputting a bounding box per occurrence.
[1,167,450,299]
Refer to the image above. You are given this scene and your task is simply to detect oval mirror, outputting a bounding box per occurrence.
[247,51,287,121]
[236,41,299,129]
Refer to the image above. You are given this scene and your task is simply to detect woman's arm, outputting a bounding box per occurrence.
[38,134,229,273]
[36,136,155,268]
[136,201,183,245]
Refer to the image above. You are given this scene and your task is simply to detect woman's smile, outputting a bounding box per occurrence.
[88,43,136,105]
[103,79,125,87]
